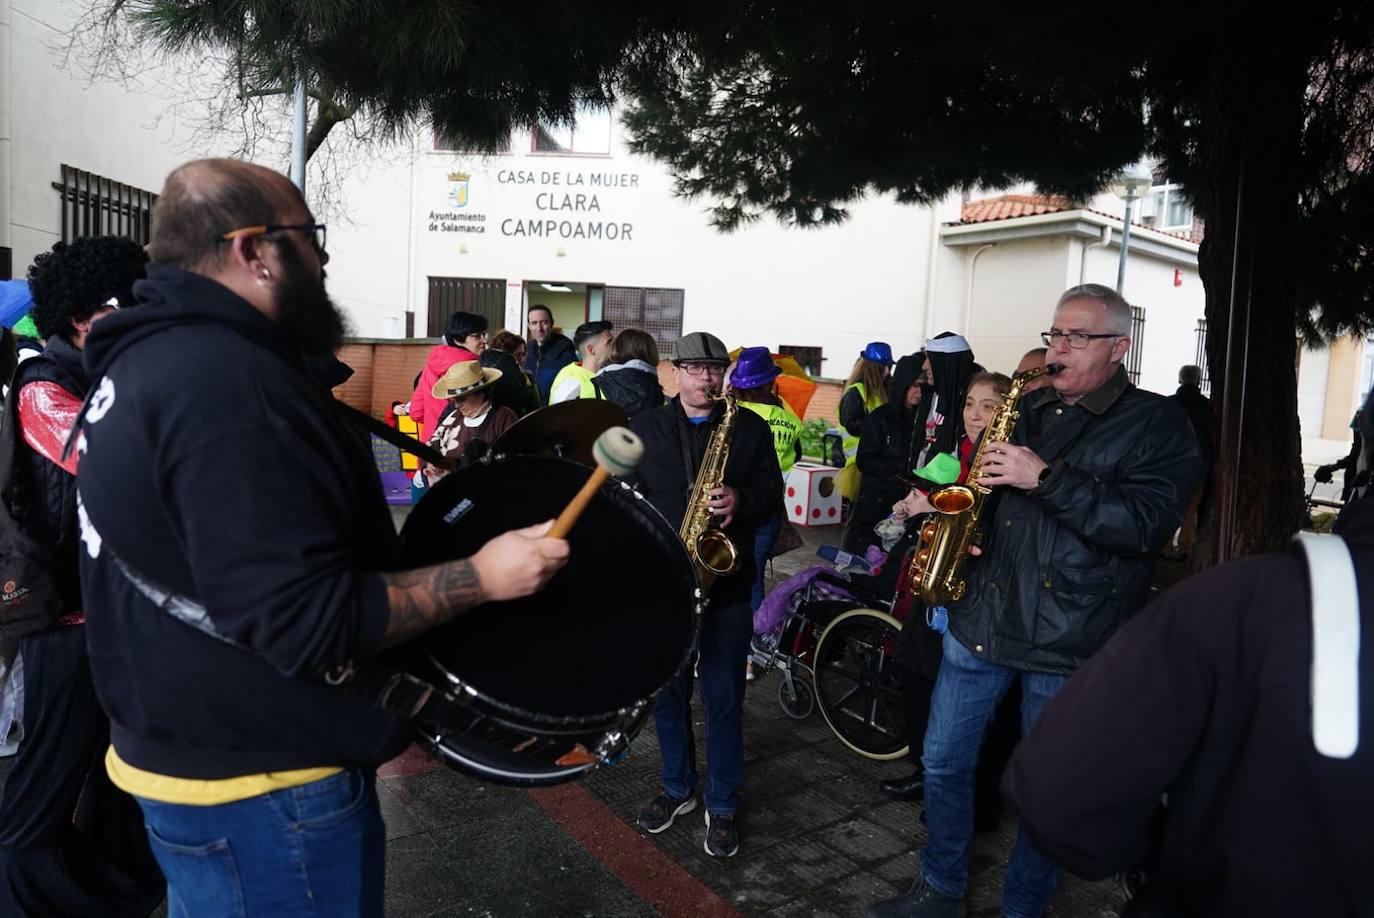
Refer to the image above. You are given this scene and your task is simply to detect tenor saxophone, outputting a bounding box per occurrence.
[679,391,741,593]
[906,366,1048,606]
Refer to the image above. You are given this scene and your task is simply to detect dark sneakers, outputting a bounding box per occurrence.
[864,879,967,918]
[703,811,739,858]
[637,790,697,834]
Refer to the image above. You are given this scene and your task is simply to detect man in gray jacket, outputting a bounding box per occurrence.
[867,284,1204,918]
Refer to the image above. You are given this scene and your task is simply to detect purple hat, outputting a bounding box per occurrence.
[729,346,782,390]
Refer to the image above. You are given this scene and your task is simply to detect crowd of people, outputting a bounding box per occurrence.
[0,155,1366,918]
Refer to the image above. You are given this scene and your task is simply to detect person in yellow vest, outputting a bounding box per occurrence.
[836,341,895,518]
[729,347,804,613]
[549,320,614,404]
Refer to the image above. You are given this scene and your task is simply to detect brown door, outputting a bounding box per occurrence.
[427,276,506,337]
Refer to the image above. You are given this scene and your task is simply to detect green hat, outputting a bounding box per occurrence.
[912,452,962,486]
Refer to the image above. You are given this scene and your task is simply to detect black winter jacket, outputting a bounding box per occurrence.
[525,333,575,405]
[949,367,1204,675]
[6,336,88,617]
[481,347,537,416]
[593,362,665,419]
[77,264,410,779]
[627,397,782,607]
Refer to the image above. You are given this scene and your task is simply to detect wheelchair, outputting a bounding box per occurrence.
[750,554,912,761]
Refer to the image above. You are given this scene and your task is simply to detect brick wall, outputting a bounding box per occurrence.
[333,339,434,417]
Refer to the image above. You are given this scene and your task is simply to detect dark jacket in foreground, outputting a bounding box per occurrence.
[627,397,782,607]
[593,361,665,419]
[949,366,1203,675]
[77,264,410,779]
[1004,497,1374,917]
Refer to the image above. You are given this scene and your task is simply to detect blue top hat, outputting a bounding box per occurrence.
[729,346,782,390]
[862,341,895,365]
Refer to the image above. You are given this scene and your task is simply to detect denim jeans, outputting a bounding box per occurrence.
[750,509,784,612]
[653,599,753,815]
[136,768,384,918]
[920,632,1068,918]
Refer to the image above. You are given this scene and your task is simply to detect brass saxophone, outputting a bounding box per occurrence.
[906,366,1048,606]
[679,391,741,593]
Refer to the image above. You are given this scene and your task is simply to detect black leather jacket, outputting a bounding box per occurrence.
[948,367,1204,675]
[6,336,88,617]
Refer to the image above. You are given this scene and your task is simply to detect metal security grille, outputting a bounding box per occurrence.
[1195,318,1211,396]
[1127,306,1146,385]
[602,286,684,353]
[52,165,157,244]
[779,345,823,376]
[426,277,506,338]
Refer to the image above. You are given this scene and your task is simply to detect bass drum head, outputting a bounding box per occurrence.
[400,455,698,723]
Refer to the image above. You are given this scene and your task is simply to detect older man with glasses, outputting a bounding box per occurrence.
[866,284,1204,918]
[624,331,782,859]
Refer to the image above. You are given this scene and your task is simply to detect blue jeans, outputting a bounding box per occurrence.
[750,509,784,611]
[653,599,753,815]
[136,768,384,917]
[920,633,1068,918]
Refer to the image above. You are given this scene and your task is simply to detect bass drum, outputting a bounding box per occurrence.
[395,454,701,786]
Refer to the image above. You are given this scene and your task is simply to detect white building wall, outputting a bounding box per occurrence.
[1297,344,1332,437]
[1081,243,1206,396]
[8,0,229,272]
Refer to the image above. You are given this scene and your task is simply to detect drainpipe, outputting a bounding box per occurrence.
[0,0,11,278]
[1079,224,1111,285]
[922,205,942,340]
[963,243,995,335]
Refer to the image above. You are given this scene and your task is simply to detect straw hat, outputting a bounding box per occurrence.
[431,360,503,399]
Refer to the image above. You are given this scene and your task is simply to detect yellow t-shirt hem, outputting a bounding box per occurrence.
[106,745,343,806]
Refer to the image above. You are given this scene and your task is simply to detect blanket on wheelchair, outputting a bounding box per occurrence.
[754,565,862,635]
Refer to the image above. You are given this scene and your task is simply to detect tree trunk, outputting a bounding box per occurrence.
[1193,10,1311,563]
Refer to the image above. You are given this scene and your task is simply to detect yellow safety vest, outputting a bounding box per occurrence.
[838,382,884,500]
[550,363,599,401]
[741,400,804,474]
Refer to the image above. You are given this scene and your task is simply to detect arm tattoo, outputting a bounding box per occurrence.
[379,560,484,649]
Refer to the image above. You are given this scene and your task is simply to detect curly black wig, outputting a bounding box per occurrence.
[27,236,148,340]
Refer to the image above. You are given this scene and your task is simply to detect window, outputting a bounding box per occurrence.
[1127,306,1146,385]
[1195,319,1211,396]
[601,286,684,353]
[52,165,157,244]
[1138,182,1195,232]
[532,104,612,156]
[427,276,506,338]
[779,345,823,377]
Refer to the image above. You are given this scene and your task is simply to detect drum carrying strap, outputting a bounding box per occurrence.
[110,549,459,724]
[1295,531,1362,759]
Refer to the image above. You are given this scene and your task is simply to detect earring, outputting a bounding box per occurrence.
[258,269,271,285]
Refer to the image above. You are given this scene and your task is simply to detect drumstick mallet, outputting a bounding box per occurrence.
[547,426,644,539]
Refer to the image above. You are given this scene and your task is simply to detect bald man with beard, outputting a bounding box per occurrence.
[74,159,568,916]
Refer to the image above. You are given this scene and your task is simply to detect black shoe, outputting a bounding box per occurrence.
[637,790,697,834]
[703,810,739,858]
[864,879,967,918]
[879,771,924,802]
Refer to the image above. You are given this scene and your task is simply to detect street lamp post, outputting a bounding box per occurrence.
[1111,161,1155,293]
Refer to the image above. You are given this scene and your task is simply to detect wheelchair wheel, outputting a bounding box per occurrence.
[813,608,909,760]
[778,672,815,720]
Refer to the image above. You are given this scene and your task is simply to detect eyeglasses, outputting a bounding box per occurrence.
[677,363,726,377]
[220,223,328,256]
[1040,330,1120,349]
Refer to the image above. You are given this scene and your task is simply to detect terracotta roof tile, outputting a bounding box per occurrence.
[959,193,1072,223]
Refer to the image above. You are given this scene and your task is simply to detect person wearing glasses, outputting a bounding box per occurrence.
[867,284,1204,918]
[73,159,568,916]
[625,331,781,859]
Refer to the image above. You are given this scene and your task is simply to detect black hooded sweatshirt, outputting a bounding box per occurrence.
[913,333,975,471]
[77,264,410,780]
[852,354,925,539]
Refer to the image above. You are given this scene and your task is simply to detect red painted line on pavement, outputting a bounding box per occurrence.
[377,743,443,779]
[527,782,742,918]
